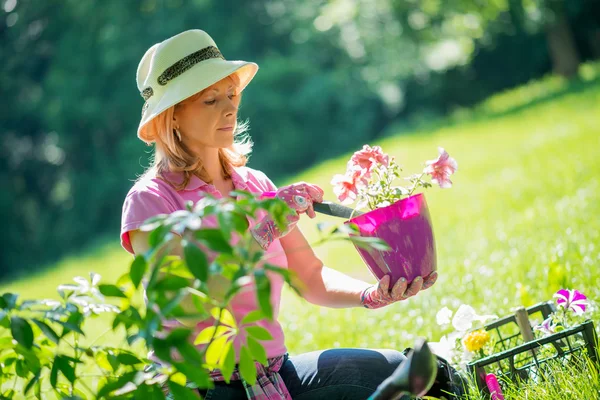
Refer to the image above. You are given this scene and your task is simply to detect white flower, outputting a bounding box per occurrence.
[452,304,498,332]
[429,331,462,361]
[436,307,453,325]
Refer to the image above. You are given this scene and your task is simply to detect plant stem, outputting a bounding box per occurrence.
[407,172,426,197]
[73,333,80,396]
[199,307,223,361]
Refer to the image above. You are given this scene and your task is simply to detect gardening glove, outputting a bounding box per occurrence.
[251,182,324,250]
[360,272,438,309]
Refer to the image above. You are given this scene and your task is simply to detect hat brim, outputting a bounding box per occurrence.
[138,59,258,142]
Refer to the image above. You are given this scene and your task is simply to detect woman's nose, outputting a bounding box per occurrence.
[224,99,237,117]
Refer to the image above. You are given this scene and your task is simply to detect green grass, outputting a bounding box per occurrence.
[2,64,600,398]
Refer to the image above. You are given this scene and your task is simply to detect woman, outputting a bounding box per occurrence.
[121,29,438,399]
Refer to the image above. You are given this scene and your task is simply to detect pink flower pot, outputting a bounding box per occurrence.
[346,193,437,286]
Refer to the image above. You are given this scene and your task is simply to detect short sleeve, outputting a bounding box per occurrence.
[120,186,178,254]
[246,167,278,192]
[262,173,278,192]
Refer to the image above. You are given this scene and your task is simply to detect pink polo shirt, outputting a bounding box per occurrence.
[120,166,288,361]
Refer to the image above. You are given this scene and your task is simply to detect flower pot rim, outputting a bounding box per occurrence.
[346,192,427,224]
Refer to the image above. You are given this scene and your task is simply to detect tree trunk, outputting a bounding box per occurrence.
[544,0,581,78]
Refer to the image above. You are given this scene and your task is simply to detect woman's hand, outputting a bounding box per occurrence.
[360,272,438,309]
[251,182,324,250]
[275,182,324,219]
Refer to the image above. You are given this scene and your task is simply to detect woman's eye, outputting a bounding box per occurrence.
[204,99,216,105]
[228,94,236,100]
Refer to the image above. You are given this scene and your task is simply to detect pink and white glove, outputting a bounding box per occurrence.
[360,272,438,309]
[251,182,324,250]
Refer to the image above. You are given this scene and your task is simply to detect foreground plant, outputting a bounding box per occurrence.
[0,192,385,399]
[0,192,382,399]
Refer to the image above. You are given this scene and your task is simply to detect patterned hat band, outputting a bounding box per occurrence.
[139,45,225,102]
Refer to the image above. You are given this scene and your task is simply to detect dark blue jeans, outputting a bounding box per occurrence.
[203,348,407,400]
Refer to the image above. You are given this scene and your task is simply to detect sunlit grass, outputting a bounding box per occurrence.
[2,69,600,398]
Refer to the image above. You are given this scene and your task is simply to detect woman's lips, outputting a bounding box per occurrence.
[218,126,234,131]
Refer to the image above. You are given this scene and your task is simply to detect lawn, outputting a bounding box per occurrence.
[2,64,600,399]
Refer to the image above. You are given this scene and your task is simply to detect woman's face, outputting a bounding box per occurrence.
[173,76,240,151]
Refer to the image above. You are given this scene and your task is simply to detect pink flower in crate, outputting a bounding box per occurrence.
[331,168,367,205]
[534,317,557,335]
[423,147,458,188]
[350,145,390,176]
[554,289,588,314]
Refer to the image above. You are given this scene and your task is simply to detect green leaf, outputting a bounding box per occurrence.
[164,258,195,279]
[24,372,41,394]
[11,317,34,349]
[247,336,268,366]
[15,344,41,374]
[176,342,204,366]
[241,310,265,325]
[0,310,8,328]
[335,223,359,235]
[15,358,28,378]
[56,355,76,383]
[57,312,85,336]
[218,211,249,235]
[130,255,147,289]
[210,307,237,328]
[32,319,60,344]
[220,341,236,383]
[348,236,391,251]
[108,352,120,371]
[254,270,273,320]
[160,290,187,317]
[183,240,209,282]
[116,352,142,365]
[96,371,138,399]
[166,327,192,344]
[194,229,233,254]
[205,335,229,366]
[168,380,198,400]
[238,346,257,385]
[50,358,59,388]
[0,337,13,350]
[153,276,190,291]
[245,326,273,341]
[193,325,232,345]
[98,284,127,298]
[95,352,112,371]
[1,293,18,309]
[132,383,167,400]
[148,223,173,248]
[151,338,172,364]
[173,362,212,389]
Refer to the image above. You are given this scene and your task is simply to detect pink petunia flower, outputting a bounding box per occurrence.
[331,168,367,205]
[554,289,588,315]
[423,147,458,189]
[350,145,390,176]
[534,317,557,336]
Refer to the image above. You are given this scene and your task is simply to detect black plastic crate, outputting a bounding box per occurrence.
[483,301,556,354]
[467,314,598,394]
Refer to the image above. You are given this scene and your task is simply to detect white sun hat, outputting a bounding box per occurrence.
[136,29,259,143]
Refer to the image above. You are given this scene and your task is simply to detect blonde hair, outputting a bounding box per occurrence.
[138,75,253,190]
